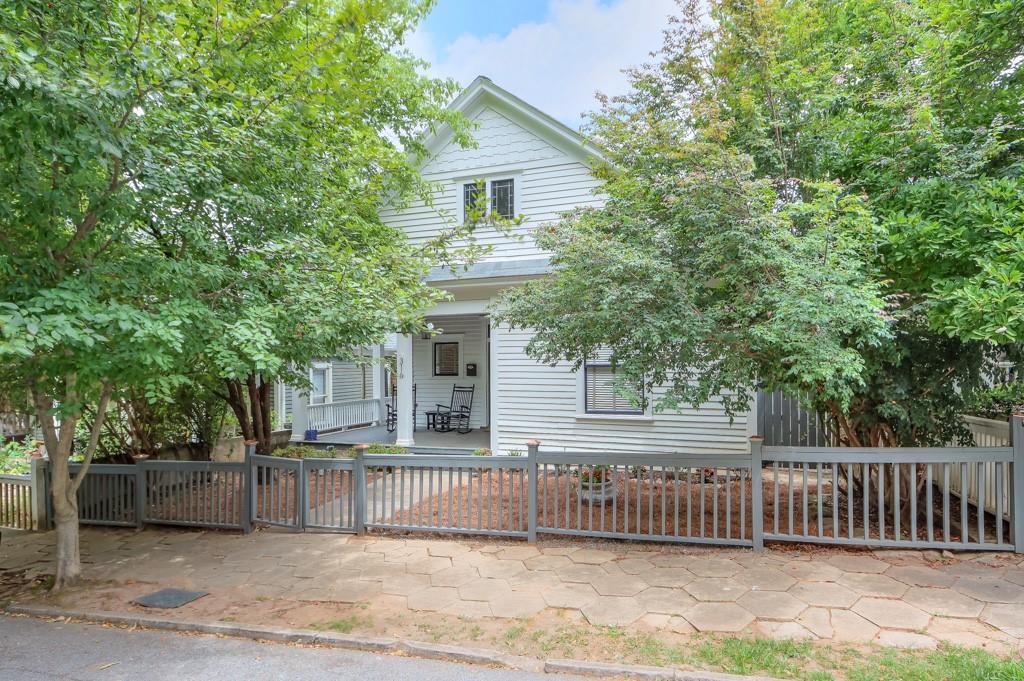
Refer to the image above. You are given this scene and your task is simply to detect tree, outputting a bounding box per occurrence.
[499,0,1022,447]
[0,0,465,588]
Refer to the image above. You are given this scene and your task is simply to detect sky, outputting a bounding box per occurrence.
[407,0,678,129]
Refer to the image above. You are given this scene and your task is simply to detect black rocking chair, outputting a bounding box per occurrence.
[426,385,474,434]
[386,384,417,433]
[385,393,397,432]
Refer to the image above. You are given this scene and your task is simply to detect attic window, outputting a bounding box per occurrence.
[460,177,516,222]
[491,179,514,219]
[463,181,485,220]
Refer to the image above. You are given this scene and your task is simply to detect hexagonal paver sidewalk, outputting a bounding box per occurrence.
[4,527,1023,655]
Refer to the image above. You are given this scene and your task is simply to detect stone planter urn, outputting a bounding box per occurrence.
[576,467,616,504]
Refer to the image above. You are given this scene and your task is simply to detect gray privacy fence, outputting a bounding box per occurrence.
[5,417,1023,555]
[757,390,838,447]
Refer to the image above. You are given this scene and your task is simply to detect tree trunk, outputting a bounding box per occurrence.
[31,378,112,590]
[50,455,82,588]
[224,374,274,455]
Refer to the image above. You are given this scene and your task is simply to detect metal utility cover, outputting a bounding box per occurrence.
[132,588,208,609]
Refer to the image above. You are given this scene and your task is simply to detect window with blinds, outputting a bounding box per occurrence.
[433,342,460,377]
[584,362,644,414]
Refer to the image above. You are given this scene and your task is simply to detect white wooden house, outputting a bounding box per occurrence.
[288,77,754,455]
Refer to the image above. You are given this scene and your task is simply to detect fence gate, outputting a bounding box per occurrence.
[303,458,357,532]
[250,454,303,530]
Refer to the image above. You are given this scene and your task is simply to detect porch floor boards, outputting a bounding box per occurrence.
[305,425,491,452]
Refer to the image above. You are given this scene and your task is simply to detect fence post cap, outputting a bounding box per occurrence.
[526,439,541,447]
[749,435,764,442]
[354,443,370,451]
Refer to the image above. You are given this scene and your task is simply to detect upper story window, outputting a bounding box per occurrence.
[490,179,515,219]
[461,177,516,223]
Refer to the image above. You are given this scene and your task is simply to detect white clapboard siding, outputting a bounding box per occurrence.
[380,107,605,262]
[412,315,488,430]
[493,325,750,456]
[331,360,367,403]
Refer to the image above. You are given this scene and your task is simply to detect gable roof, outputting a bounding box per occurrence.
[420,76,607,168]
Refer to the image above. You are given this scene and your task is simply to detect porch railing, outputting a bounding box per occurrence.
[307,398,381,433]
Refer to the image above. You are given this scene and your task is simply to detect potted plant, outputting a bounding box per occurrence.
[576,465,615,503]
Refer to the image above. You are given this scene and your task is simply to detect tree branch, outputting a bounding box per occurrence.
[70,383,114,496]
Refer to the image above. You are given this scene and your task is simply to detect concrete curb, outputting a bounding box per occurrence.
[5,604,780,681]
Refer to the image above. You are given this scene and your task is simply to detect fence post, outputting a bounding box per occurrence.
[242,443,255,534]
[354,444,367,534]
[1012,415,1024,552]
[135,461,147,529]
[750,436,764,551]
[526,440,539,543]
[29,457,48,530]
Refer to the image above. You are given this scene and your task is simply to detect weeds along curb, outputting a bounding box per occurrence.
[5,604,780,681]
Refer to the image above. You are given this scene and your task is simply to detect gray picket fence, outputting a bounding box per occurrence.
[756,441,1017,551]
[1,473,35,530]
[46,459,250,532]
[7,417,1024,555]
[1,458,48,531]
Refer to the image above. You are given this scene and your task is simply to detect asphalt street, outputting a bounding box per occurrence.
[0,615,588,681]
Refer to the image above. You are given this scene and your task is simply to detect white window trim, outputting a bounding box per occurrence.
[455,172,522,224]
[430,334,465,378]
[575,362,653,421]
[309,360,333,405]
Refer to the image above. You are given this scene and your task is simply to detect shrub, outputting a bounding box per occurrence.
[472,447,492,456]
[966,383,1024,421]
[366,443,407,455]
[0,440,37,474]
[506,448,524,457]
[272,444,350,459]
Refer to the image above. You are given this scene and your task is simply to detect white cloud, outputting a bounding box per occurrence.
[407,0,677,128]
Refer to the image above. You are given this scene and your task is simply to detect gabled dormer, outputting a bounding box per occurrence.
[380,76,607,264]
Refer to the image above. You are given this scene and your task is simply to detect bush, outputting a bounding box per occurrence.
[966,383,1024,421]
[366,443,407,455]
[0,440,37,474]
[472,448,492,456]
[272,444,351,459]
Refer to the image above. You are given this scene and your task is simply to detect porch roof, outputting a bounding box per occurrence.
[425,257,551,284]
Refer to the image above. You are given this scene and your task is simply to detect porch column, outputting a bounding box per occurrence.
[289,386,309,442]
[395,333,415,447]
[371,344,384,424]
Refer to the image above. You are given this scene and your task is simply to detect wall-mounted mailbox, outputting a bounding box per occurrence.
[466,363,477,377]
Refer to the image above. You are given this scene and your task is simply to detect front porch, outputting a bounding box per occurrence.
[285,310,494,452]
[305,424,490,452]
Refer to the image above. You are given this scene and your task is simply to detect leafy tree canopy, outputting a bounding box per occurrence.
[0,0,467,586]
[497,0,1022,446]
